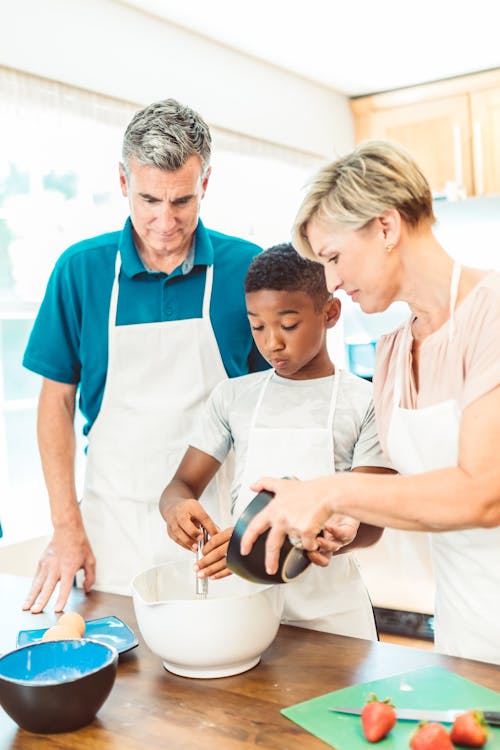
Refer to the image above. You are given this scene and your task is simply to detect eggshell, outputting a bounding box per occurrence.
[58,611,86,637]
[41,624,80,642]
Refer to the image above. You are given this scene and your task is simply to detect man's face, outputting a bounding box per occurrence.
[119,154,210,260]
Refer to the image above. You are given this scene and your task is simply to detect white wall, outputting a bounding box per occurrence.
[0,0,354,158]
[0,0,354,575]
[0,536,51,576]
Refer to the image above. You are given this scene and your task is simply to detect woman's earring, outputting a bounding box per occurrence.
[385,242,394,253]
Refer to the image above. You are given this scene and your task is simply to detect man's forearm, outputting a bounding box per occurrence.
[37,379,82,529]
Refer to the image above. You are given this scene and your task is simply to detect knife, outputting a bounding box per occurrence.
[330,707,500,726]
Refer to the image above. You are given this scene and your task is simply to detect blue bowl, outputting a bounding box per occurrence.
[0,639,118,734]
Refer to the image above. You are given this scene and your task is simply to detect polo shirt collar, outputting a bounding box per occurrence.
[192,218,214,268]
[119,217,214,278]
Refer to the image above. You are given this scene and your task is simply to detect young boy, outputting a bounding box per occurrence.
[160,244,393,637]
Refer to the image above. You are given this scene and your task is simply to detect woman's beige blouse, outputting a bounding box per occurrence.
[373,271,500,454]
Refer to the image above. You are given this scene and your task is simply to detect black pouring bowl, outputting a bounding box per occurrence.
[0,639,118,734]
[226,490,313,585]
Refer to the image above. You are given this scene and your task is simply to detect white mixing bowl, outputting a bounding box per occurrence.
[131,561,284,678]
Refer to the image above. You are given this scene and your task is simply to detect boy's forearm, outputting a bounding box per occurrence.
[160,448,222,521]
[328,467,391,553]
[335,523,383,553]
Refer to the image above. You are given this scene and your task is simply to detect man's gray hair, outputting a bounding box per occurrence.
[122,99,212,174]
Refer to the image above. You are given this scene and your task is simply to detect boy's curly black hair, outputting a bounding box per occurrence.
[244,243,330,311]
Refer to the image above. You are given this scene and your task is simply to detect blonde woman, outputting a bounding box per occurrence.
[241,140,500,664]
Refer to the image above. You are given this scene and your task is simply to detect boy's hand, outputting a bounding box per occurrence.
[307,515,361,567]
[194,527,233,580]
[325,514,361,547]
[165,499,219,552]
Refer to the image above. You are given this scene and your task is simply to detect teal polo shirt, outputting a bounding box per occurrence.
[23,218,269,435]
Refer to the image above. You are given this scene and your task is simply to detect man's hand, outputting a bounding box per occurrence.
[165,498,219,552]
[194,528,233,580]
[23,523,96,613]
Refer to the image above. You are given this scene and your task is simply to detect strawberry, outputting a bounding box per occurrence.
[450,710,489,747]
[361,693,396,742]
[409,722,454,749]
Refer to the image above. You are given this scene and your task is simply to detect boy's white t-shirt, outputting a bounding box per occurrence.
[189,370,391,515]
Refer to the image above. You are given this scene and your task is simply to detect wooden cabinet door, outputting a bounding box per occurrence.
[353,95,473,197]
[470,87,500,195]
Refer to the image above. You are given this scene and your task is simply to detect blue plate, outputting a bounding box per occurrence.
[17,616,138,655]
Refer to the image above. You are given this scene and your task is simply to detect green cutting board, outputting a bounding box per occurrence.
[282,666,500,749]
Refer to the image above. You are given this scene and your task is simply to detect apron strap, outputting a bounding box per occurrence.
[327,368,341,430]
[108,251,122,340]
[202,264,214,319]
[249,370,274,429]
[326,368,341,464]
[448,262,461,341]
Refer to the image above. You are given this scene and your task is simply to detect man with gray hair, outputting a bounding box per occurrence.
[22,98,268,611]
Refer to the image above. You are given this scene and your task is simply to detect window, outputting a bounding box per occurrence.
[0,66,324,544]
[0,68,137,544]
[205,129,324,247]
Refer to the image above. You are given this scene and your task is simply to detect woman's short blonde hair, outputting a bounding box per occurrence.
[293,140,435,259]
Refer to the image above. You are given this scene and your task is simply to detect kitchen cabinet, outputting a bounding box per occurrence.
[352,93,473,197]
[350,68,500,197]
[470,85,500,194]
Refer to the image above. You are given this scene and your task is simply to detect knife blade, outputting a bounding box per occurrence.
[329,707,500,726]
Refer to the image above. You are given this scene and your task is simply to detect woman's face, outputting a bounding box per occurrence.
[306,215,399,314]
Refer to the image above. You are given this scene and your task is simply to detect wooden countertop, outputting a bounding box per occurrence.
[1,574,499,749]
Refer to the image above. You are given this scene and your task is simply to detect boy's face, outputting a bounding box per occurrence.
[246,289,338,380]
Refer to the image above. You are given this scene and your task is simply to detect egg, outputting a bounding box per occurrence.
[41,624,81,642]
[57,611,86,637]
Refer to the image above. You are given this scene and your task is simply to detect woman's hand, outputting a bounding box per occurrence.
[241,475,336,574]
[164,498,219,552]
[194,528,233,580]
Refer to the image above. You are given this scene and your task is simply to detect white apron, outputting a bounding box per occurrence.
[235,370,377,639]
[387,263,500,664]
[81,253,232,595]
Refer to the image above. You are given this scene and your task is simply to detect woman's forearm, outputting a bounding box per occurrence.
[332,385,500,531]
[329,465,500,531]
